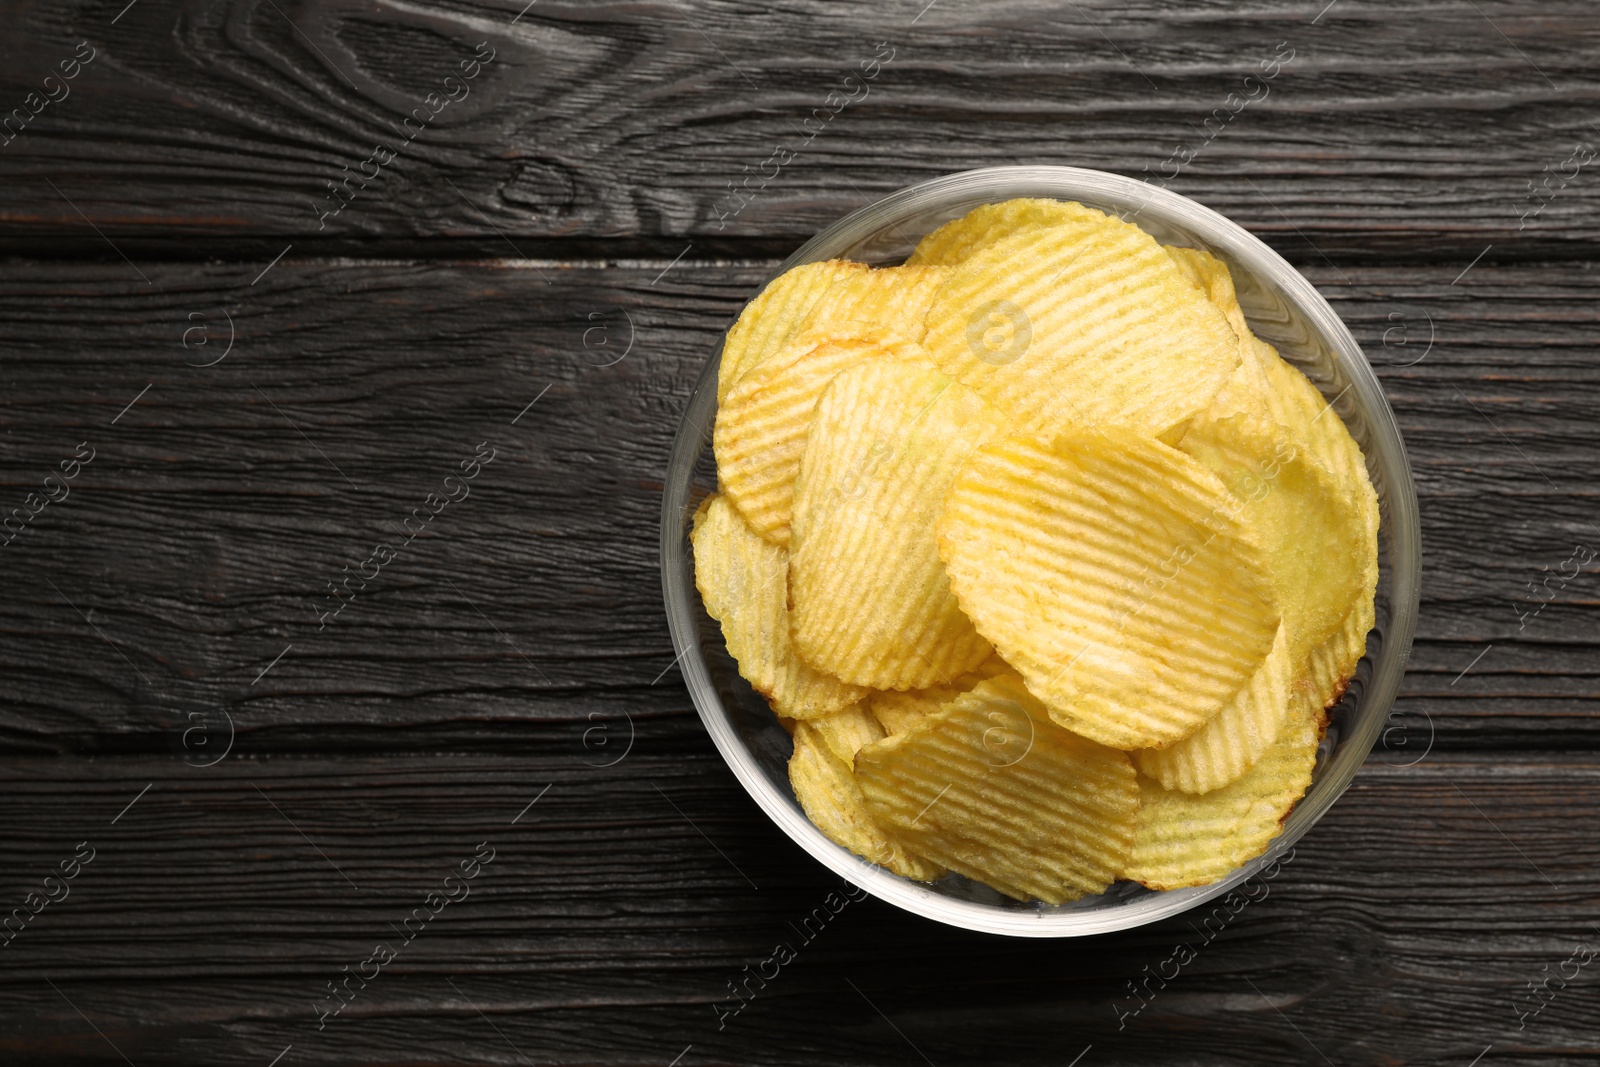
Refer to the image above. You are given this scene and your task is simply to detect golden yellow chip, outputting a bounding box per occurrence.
[920,220,1240,437]
[690,494,866,718]
[1141,251,1371,762]
[867,692,932,738]
[1133,623,1292,794]
[809,703,886,764]
[1246,324,1379,567]
[715,328,925,546]
[1124,704,1318,890]
[1176,413,1365,669]
[1165,246,1249,343]
[938,429,1281,750]
[868,686,955,739]
[1164,246,1379,716]
[795,264,953,342]
[1259,349,1380,553]
[1255,347,1380,713]
[1258,349,1367,491]
[907,198,1114,265]
[788,360,1006,690]
[1296,604,1372,721]
[788,721,944,881]
[1164,246,1275,421]
[1164,245,1225,301]
[866,656,1016,737]
[717,259,867,403]
[856,675,1137,904]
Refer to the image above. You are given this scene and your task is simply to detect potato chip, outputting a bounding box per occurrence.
[1258,349,1368,493]
[715,328,926,545]
[788,360,1007,690]
[867,691,935,739]
[809,703,886,764]
[1228,315,1377,562]
[1297,603,1372,720]
[1133,623,1292,794]
[796,264,953,342]
[1166,244,1371,534]
[856,675,1137,904]
[1176,413,1365,670]
[717,259,867,403]
[788,721,944,881]
[1259,349,1381,542]
[1164,245,1225,300]
[938,429,1280,750]
[867,656,1015,737]
[907,198,1113,266]
[1255,346,1380,712]
[1165,246,1247,341]
[1124,704,1318,890]
[1162,244,1379,720]
[691,494,866,718]
[1163,247,1379,716]
[921,220,1240,437]
[1165,246,1275,421]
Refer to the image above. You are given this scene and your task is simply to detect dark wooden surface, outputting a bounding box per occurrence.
[1,1,1598,1064]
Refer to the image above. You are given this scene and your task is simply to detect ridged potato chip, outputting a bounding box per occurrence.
[717,259,867,403]
[907,198,1113,265]
[1124,704,1318,890]
[920,220,1240,437]
[1164,246,1232,312]
[809,703,886,764]
[797,264,953,342]
[788,721,944,881]
[789,360,1007,690]
[1296,603,1372,720]
[856,675,1137,904]
[1177,413,1365,670]
[868,691,935,739]
[691,494,866,718]
[1166,245,1374,557]
[1258,347,1369,493]
[939,429,1281,750]
[1256,346,1380,711]
[1165,246,1275,421]
[715,328,926,545]
[1133,623,1292,794]
[1166,247,1379,718]
[867,656,1015,737]
[1259,349,1380,553]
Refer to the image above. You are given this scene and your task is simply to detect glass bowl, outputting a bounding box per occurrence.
[660,166,1421,937]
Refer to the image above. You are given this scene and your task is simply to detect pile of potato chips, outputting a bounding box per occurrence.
[692,198,1378,904]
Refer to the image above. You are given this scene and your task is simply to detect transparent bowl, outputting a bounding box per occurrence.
[660,166,1421,937]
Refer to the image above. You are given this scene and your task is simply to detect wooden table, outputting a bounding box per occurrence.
[2,1,1597,1064]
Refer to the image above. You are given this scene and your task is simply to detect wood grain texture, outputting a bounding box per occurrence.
[0,753,1596,1066]
[1,260,1597,755]
[0,258,725,755]
[0,0,1597,257]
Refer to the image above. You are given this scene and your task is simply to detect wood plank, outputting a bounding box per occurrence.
[0,0,1597,256]
[0,259,1597,752]
[0,753,1595,1065]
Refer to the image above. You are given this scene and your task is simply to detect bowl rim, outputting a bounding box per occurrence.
[660,164,1422,937]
